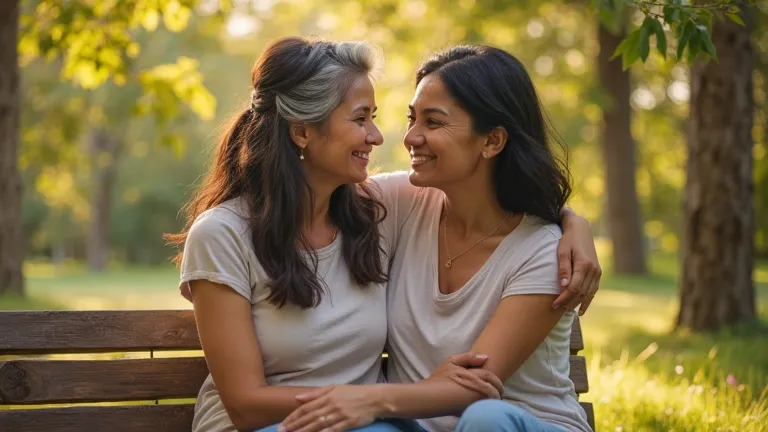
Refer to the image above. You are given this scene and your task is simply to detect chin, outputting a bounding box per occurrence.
[408,170,436,187]
[346,169,369,185]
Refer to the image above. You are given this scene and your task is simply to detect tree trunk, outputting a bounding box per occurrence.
[0,0,25,297]
[86,128,119,272]
[677,7,756,332]
[597,23,648,274]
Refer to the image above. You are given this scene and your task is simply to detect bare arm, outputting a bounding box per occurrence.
[377,295,565,419]
[191,279,315,430]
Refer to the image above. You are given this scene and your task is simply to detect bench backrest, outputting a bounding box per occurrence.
[0,310,593,431]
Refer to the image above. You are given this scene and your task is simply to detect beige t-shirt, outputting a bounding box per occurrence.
[382,172,592,432]
[179,188,400,432]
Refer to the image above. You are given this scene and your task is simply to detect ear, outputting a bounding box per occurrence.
[482,126,508,159]
[289,121,310,150]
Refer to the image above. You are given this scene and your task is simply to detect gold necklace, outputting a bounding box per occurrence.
[442,203,511,269]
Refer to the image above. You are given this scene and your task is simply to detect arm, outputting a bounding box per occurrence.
[181,214,315,430]
[191,279,315,430]
[553,206,602,314]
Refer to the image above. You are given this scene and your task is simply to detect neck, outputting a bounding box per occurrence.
[305,181,335,230]
[441,170,509,238]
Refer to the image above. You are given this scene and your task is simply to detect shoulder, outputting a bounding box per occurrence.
[186,198,251,247]
[519,215,562,246]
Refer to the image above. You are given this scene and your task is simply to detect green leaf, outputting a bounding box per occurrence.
[676,20,694,60]
[727,13,745,26]
[622,29,642,69]
[639,30,650,62]
[663,6,680,24]
[698,27,717,59]
[649,18,667,58]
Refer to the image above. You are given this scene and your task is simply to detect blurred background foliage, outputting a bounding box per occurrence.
[16,0,767,265]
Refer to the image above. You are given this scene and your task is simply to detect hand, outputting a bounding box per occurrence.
[428,352,504,399]
[280,385,381,432]
[553,212,602,315]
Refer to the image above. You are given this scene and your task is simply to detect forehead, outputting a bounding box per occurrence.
[411,75,454,108]
[341,74,376,108]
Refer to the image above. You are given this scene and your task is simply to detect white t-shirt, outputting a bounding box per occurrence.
[179,191,399,432]
[382,172,592,432]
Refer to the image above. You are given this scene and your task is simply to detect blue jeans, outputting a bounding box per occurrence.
[253,419,423,432]
[455,400,564,432]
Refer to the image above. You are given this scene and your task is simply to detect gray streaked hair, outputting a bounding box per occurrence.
[251,41,379,123]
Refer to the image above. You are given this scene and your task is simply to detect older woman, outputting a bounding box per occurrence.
[171,37,598,432]
[281,45,594,432]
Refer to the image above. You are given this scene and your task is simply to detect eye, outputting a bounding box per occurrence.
[426,118,443,128]
[355,116,366,125]
[406,114,415,125]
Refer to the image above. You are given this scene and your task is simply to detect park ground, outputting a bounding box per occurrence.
[2,247,767,431]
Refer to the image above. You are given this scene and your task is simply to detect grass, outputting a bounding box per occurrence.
[2,252,768,431]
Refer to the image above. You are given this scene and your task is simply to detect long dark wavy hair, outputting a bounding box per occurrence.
[166,37,387,309]
[416,46,572,223]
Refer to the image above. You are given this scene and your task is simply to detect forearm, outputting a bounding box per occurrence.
[377,379,485,419]
[229,386,315,430]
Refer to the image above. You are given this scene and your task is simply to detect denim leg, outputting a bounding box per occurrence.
[455,400,564,432]
[252,419,423,432]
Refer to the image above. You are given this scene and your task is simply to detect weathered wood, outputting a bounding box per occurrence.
[0,358,208,404]
[571,315,584,353]
[570,355,588,394]
[0,310,200,354]
[580,402,595,430]
[0,310,586,355]
[0,404,195,432]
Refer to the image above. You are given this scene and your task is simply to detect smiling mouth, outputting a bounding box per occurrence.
[352,151,370,161]
[411,155,435,166]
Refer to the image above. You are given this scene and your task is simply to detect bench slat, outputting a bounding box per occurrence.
[0,404,195,432]
[0,310,586,355]
[0,310,200,355]
[0,355,587,405]
[0,358,208,404]
[0,402,595,432]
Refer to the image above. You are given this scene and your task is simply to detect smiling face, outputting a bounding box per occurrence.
[404,74,490,189]
[300,74,383,186]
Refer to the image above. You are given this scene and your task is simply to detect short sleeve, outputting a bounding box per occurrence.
[501,224,562,298]
[180,210,253,302]
[369,171,420,256]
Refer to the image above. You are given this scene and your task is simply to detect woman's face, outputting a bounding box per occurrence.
[302,74,383,186]
[403,74,487,188]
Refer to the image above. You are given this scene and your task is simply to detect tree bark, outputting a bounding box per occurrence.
[597,23,648,274]
[86,128,120,272]
[677,7,756,331]
[0,0,25,296]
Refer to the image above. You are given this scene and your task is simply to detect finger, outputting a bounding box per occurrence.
[557,248,573,289]
[553,265,586,310]
[296,386,334,403]
[452,374,498,399]
[454,370,500,399]
[565,270,595,311]
[282,398,331,430]
[449,352,488,368]
[328,419,355,432]
[286,407,335,432]
[579,294,594,316]
[474,369,505,396]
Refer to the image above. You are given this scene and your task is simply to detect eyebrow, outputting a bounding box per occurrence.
[353,105,377,113]
[408,105,449,116]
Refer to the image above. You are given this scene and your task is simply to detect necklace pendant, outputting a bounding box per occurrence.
[445,259,452,268]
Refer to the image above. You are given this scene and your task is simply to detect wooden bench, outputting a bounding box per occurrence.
[0,310,594,431]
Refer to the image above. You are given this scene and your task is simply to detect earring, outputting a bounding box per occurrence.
[300,148,305,160]
[482,152,488,159]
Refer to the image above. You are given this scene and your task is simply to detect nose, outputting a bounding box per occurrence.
[403,124,425,149]
[366,123,384,147]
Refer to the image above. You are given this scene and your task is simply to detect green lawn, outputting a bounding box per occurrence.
[2,253,767,431]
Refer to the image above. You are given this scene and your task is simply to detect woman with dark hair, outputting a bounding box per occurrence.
[280,45,594,432]
[171,37,598,432]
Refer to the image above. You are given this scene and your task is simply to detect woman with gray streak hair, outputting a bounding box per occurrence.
[168,37,599,432]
